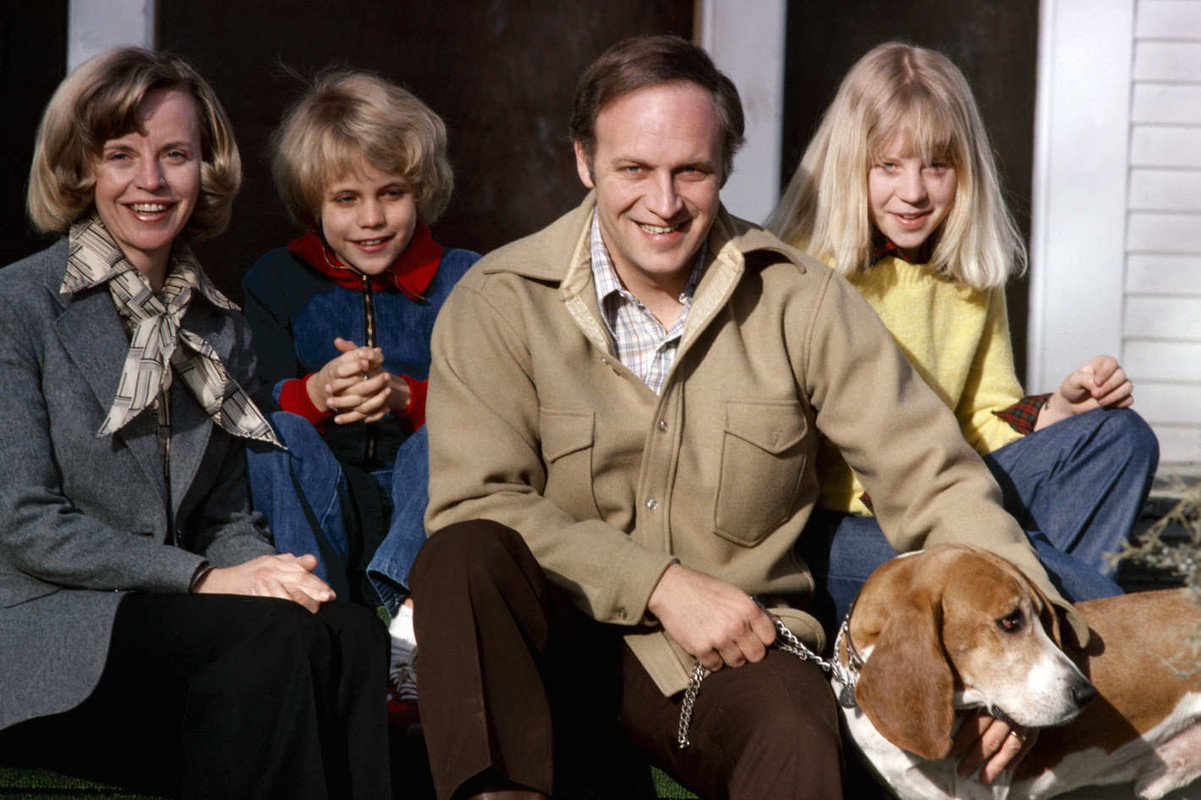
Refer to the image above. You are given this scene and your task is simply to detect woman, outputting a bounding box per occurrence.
[0,47,389,799]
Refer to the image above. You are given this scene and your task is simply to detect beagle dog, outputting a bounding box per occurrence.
[833,544,1201,799]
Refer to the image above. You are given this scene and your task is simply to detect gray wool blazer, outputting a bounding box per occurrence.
[0,239,278,731]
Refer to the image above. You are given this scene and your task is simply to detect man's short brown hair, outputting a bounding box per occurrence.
[569,35,745,184]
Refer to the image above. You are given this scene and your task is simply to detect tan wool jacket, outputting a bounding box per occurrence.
[426,195,1072,695]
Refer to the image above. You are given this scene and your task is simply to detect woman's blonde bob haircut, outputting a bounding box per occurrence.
[272,70,454,230]
[27,46,241,240]
[766,42,1025,290]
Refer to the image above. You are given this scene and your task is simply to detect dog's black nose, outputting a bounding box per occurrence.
[1073,680,1098,707]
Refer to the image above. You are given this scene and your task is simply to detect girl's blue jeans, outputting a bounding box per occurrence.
[245,412,429,613]
[249,406,1158,624]
[798,407,1159,628]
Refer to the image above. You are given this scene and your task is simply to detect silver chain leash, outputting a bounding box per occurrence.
[676,610,860,749]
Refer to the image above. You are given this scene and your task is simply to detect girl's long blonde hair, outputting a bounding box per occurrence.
[766,42,1025,290]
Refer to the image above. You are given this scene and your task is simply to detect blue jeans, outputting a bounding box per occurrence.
[367,426,429,612]
[799,407,1158,628]
[245,413,429,612]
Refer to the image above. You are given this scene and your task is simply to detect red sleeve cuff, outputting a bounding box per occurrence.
[278,376,335,432]
[396,375,428,430]
[992,394,1051,435]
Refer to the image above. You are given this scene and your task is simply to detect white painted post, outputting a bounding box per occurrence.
[1028,0,1134,392]
[698,0,787,224]
[68,0,155,71]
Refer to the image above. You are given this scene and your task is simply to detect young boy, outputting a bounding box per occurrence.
[243,71,477,719]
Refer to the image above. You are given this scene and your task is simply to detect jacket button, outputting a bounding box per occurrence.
[645,498,659,510]
[657,419,668,432]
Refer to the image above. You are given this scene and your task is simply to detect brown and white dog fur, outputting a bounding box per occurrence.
[834,545,1201,799]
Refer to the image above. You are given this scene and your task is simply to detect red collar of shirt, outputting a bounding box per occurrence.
[287,223,443,300]
[870,236,932,266]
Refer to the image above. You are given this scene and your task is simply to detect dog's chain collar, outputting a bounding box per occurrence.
[676,601,863,749]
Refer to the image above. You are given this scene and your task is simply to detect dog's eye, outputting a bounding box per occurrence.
[996,611,1023,633]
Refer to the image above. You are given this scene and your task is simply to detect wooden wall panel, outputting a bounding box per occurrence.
[157,1,693,300]
[1134,40,1201,80]
[1151,424,1201,463]
[0,0,68,268]
[1128,212,1201,253]
[1137,0,1201,36]
[1129,169,1201,211]
[1125,0,1201,464]
[1133,84,1201,124]
[1127,254,1201,294]
[1133,382,1201,425]
[1124,297,1201,339]
[1131,128,1201,167]
[1124,341,1201,381]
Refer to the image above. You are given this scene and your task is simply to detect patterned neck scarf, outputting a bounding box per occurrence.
[63,217,281,447]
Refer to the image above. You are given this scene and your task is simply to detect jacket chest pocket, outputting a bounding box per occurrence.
[714,401,808,546]
[539,409,602,520]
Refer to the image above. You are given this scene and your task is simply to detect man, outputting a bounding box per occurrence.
[412,35,1079,800]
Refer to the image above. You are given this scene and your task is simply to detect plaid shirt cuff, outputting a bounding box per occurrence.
[992,394,1051,435]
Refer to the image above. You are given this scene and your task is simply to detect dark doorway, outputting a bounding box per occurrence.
[157,1,694,301]
[0,0,69,268]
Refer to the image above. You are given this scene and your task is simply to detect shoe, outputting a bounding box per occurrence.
[387,604,419,727]
[386,683,419,729]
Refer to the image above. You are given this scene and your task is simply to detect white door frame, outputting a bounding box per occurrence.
[1028,0,1135,392]
[68,0,155,71]
[698,0,787,224]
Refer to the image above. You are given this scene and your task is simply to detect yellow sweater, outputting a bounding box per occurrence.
[818,255,1025,515]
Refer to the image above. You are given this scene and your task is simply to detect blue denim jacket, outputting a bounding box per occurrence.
[242,241,479,472]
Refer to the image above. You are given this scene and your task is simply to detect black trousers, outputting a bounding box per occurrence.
[410,520,844,800]
[0,594,391,800]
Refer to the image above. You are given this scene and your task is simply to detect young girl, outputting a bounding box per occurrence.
[242,71,478,716]
[768,42,1158,618]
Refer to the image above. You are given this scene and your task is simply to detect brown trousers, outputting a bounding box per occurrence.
[410,520,844,800]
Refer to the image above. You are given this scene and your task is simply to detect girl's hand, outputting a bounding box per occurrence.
[1035,355,1133,430]
[192,553,335,613]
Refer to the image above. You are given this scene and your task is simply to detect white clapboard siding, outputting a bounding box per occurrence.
[1124,340,1201,380]
[1125,297,1201,338]
[1126,254,1201,294]
[1151,424,1201,463]
[1131,128,1201,167]
[1127,212,1201,253]
[1132,381,1201,424]
[1125,0,1201,465]
[1137,1,1201,36]
[1132,85,1201,124]
[1129,169,1201,211]
[1134,40,1201,80]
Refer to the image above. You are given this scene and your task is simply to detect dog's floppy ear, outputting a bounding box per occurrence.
[979,550,1066,649]
[854,588,957,761]
[1020,571,1064,648]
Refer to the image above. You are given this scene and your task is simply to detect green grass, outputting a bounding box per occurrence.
[0,767,163,798]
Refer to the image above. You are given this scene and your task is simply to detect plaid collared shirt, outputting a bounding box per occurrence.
[589,212,705,395]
